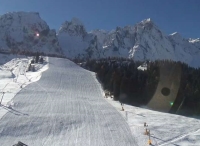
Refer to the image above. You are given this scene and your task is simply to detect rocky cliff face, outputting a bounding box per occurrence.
[1,11,200,68]
[58,18,200,68]
[0,12,62,55]
[57,18,103,59]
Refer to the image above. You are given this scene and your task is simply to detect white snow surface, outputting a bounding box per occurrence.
[137,62,147,71]
[0,56,135,146]
[0,54,48,120]
[105,97,200,146]
[0,55,200,145]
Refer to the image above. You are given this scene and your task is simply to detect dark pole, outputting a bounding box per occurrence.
[0,92,5,105]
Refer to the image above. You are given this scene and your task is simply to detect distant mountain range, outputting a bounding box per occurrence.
[0,12,200,68]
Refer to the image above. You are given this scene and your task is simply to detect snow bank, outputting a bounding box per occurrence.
[0,54,48,119]
[0,70,13,78]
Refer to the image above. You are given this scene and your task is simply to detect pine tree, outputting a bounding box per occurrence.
[35,52,39,63]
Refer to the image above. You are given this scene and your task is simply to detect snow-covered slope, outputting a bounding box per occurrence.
[105,96,200,146]
[169,35,200,68]
[0,55,200,145]
[1,11,199,67]
[0,53,49,120]
[58,18,200,68]
[0,12,62,55]
[0,57,135,146]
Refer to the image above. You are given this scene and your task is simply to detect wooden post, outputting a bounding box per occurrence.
[126,111,128,121]
[148,130,152,145]
[144,128,148,135]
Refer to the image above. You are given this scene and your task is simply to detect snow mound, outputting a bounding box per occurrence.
[0,70,13,78]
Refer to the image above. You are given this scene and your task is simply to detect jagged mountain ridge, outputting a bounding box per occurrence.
[57,18,103,59]
[0,11,199,68]
[0,12,62,54]
[58,18,200,68]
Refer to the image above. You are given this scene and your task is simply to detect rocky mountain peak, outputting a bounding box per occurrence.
[71,17,83,26]
[169,32,183,41]
[0,11,62,55]
[58,18,86,37]
[138,18,155,29]
[1,11,200,68]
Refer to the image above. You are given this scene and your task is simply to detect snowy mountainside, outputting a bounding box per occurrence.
[58,18,200,68]
[1,11,200,67]
[188,38,200,68]
[0,12,62,55]
[105,96,200,146]
[57,18,103,58]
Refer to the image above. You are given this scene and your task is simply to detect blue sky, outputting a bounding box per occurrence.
[0,0,200,38]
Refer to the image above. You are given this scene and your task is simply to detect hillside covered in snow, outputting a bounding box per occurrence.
[0,12,62,55]
[0,11,200,68]
[0,55,199,146]
[58,18,200,68]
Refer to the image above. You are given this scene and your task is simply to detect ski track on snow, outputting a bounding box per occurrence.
[0,57,136,146]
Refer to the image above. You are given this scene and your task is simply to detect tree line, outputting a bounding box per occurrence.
[75,57,200,116]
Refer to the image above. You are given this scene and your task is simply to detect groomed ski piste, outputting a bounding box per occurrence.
[0,54,135,146]
[0,54,200,146]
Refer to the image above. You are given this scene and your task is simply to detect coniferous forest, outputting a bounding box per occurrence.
[74,57,200,116]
